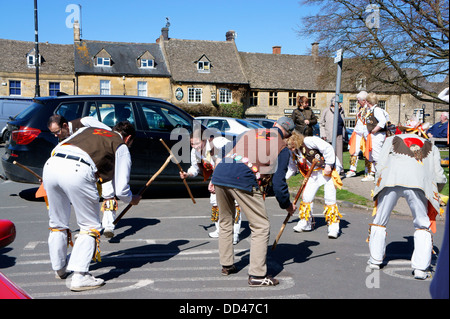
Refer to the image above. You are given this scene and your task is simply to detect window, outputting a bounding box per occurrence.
[9,81,21,96]
[204,119,231,132]
[197,61,210,73]
[49,82,60,96]
[141,59,154,68]
[55,102,84,121]
[97,57,111,67]
[137,102,190,132]
[91,102,134,127]
[27,52,41,67]
[349,99,358,115]
[250,92,258,106]
[308,92,316,107]
[137,81,147,96]
[219,89,232,104]
[378,100,386,110]
[269,92,278,106]
[100,80,110,95]
[345,118,356,129]
[356,77,366,91]
[188,88,202,103]
[289,92,297,106]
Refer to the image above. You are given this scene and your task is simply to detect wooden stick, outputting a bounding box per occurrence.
[272,158,318,250]
[113,154,174,225]
[13,161,42,182]
[159,138,196,204]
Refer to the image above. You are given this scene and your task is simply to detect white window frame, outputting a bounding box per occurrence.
[27,54,41,67]
[100,80,111,95]
[137,81,148,96]
[197,61,210,73]
[349,99,358,115]
[188,88,202,103]
[308,92,316,108]
[219,88,232,104]
[141,59,154,68]
[96,57,111,67]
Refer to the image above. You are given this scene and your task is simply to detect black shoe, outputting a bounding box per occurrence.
[221,265,237,276]
[248,275,279,287]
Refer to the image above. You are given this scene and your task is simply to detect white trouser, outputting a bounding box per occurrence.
[349,133,364,172]
[369,186,432,270]
[102,210,116,231]
[43,155,101,272]
[368,132,386,173]
[301,170,339,231]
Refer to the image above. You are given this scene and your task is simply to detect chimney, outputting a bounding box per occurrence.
[161,27,169,41]
[73,20,80,42]
[311,42,319,62]
[226,30,236,41]
[272,46,281,54]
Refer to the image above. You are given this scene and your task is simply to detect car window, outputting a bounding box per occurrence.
[236,119,262,129]
[13,102,41,121]
[55,102,84,121]
[137,102,191,132]
[89,102,135,127]
[205,119,230,131]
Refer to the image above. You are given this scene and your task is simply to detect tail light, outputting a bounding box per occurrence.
[11,126,41,145]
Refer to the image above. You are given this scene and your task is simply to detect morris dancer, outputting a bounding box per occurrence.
[48,115,118,238]
[180,133,241,244]
[346,91,373,178]
[363,92,389,182]
[286,131,343,239]
[43,121,141,291]
[368,122,447,279]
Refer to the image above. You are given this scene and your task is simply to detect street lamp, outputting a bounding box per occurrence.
[34,0,40,97]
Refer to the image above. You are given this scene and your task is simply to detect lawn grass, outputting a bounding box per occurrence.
[287,149,449,207]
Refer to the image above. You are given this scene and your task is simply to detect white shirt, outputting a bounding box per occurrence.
[52,128,133,203]
[187,136,231,177]
[286,136,343,179]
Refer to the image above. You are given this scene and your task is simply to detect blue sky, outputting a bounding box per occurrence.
[0,0,319,55]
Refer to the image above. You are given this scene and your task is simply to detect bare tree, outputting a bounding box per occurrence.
[299,0,449,103]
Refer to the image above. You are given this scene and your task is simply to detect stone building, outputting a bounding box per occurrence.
[1,24,447,126]
[0,39,74,97]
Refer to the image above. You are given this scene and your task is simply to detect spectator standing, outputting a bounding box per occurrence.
[319,97,346,169]
[291,95,318,136]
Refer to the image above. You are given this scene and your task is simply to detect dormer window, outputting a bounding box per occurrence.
[196,55,212,73]
[94,49,112,67]
[26,49,42,67]
[97,57,111,66]
[198,61,210,72]
[138,51,155,69]
[141,59,154,68]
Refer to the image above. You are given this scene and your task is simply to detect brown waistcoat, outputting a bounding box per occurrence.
[66,127,124,182]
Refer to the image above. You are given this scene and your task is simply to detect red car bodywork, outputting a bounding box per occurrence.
[0,272,32,299]
[0,219,16,249]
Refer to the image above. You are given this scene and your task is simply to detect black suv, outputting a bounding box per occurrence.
[2,95,208,188]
